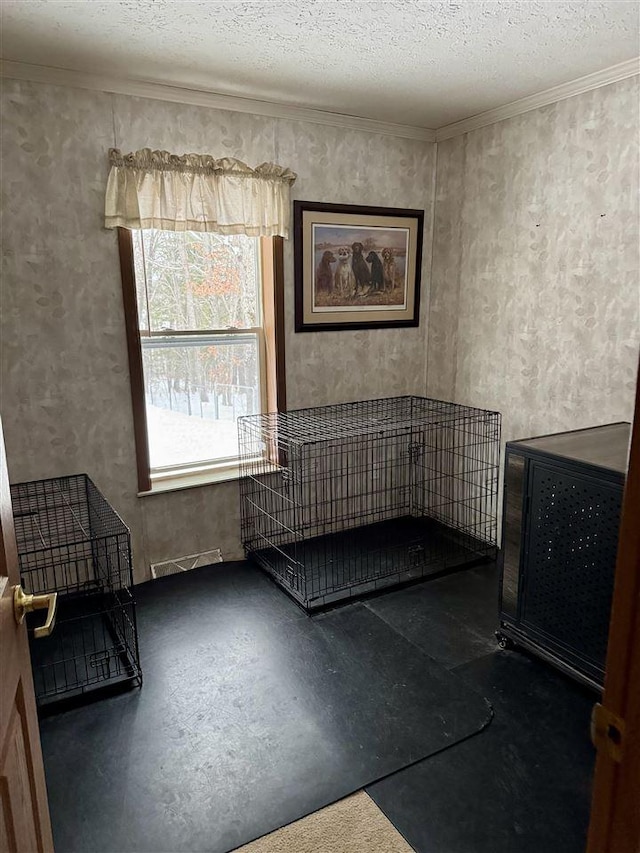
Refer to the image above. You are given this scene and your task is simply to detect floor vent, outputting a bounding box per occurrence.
[151,549,223,579]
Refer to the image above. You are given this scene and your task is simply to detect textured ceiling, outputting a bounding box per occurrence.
[1,0,638,128]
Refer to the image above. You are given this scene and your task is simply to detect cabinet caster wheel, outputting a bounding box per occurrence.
[495,631,514,651]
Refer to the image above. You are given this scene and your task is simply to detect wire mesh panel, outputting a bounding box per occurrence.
[239,396,501,609]
[11,474,142,709]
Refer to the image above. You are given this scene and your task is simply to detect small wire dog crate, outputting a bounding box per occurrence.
[239,396,501,610]
[11,474,142,710]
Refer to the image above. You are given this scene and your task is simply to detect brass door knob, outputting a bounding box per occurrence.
[13,585,58,638]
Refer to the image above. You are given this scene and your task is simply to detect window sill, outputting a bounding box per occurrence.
[138,464,242,497]
[137,459,278,497]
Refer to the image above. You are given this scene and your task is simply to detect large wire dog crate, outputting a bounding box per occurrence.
[239,396,501,609]
[11,474,142,710]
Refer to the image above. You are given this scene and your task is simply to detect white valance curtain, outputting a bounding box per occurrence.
[104,148,297,238]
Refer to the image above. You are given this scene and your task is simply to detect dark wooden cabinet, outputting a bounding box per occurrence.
[498,422,630,690]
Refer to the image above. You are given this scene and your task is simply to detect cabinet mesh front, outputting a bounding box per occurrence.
[524,464,621,668]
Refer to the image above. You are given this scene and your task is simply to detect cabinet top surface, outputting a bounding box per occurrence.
[508,422,630,474]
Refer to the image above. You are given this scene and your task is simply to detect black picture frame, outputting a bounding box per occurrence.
[294,200,424,332]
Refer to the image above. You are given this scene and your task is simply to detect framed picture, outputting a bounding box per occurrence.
[294,200,424,332]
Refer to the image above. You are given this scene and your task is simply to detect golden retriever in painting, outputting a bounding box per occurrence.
[381,248,396,293]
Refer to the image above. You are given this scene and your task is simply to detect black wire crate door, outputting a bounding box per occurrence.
[11,473,142,709]
[28,590,142,710]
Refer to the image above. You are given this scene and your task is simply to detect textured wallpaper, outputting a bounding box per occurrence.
[2,75,637,582]
[428,77,640,450]
[0,78,435,581]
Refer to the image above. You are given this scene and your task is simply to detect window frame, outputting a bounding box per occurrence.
[140,330,267,476]
[117,227,286,493]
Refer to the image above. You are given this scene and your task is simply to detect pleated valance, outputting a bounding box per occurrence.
[104,148,297,238]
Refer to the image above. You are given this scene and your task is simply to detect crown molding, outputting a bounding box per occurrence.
[2,56,638,145]
[0,60,437,143]
[436,57,640,141]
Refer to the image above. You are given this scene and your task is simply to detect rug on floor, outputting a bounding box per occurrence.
[235,792,414,853]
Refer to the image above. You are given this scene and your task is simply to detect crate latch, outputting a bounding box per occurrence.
[591,703,625,762]
[408,544,425,566]
[409,443,424,463]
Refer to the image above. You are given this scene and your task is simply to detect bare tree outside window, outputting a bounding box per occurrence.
[131,230,263,471]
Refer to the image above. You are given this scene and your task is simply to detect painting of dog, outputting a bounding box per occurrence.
[366,250,384,293]
[381,248,396,293]
[315,250,335,293]
[310,225,409,309]
[350,242,371,296]
[294,201,423,331]
[334,246,356,295]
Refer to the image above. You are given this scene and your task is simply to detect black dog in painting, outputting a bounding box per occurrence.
[351,242,371,295]
[316,250,335,293]
[366,251,384,293]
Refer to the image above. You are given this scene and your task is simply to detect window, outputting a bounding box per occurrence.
[118,228,285,492]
